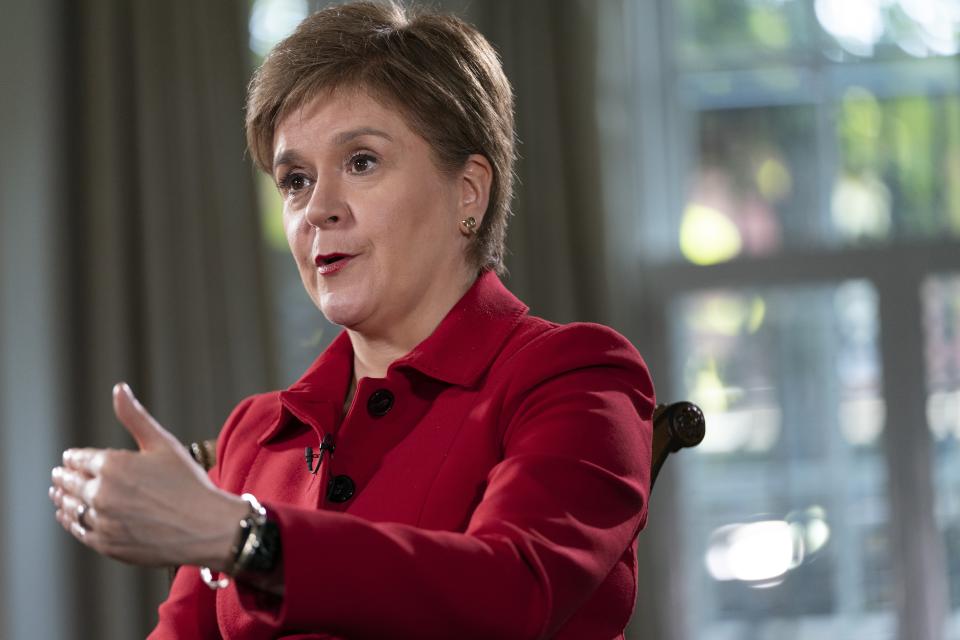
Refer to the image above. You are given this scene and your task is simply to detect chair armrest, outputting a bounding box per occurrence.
[651,401,705,490]
[188,439,217,472]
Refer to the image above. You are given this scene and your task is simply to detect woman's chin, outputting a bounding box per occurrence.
[317,294,368,329]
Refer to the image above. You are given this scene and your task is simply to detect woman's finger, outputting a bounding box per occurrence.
[48,485,64,508]
[51,466,80,495]
[80,476,101,506]
[51,467,96,502]
[60,493,98,531]
[62,448,106,476]
[55,503,121,561]
[55,506,86,539]
[69,519,87,539]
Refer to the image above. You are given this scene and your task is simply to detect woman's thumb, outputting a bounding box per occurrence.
[112,383,176,451]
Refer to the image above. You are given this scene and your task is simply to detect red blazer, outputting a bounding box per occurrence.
[152,271,654,639]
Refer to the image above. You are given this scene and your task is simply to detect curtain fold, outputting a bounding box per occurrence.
[464,0,609,324]
[3,1,274,637]
[0,0,71,637]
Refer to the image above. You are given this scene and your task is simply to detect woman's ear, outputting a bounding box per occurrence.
[459,154,493,225]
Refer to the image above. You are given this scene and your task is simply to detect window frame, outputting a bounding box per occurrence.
[617,2,960,638]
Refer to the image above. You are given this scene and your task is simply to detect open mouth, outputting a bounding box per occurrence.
[315,253,351,267]
[315,253,355,275]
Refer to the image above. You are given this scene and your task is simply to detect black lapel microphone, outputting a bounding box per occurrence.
[305,433,336,475]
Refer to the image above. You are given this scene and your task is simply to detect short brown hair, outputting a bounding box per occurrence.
[246,1,515,273]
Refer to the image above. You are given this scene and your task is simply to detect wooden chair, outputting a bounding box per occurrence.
[189,439,217,473]
[649,401,705,488]
[187,401,706,486]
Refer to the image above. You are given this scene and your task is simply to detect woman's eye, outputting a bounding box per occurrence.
[277,172,311,195]
[348,154,377,174]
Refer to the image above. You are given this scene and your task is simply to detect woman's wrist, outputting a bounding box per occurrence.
[197,492,285,597]
[197,491,251,572]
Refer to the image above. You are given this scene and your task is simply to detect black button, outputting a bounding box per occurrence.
[367,388,394,417]
[327,475,355,503]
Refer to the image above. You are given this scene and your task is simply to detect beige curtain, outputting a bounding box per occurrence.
[459,0,611,324]
[1,0,272,637]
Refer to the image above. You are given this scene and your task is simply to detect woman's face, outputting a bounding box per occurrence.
[272,89,488,337]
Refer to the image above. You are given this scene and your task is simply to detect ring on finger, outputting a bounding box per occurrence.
[76,501,90,530]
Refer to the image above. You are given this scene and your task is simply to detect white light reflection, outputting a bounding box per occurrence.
[899,0,960,57]
[679,203,742,266]
[830,172,892,240]
[815,0,887,56]
[705,520,801,584]
[695,405,782,454]
[817,0,960,58]
[789,505,832,556]
[928,389,960,440]
[839,395,886,446]
[250,0,310,57]
[706,509,830,587]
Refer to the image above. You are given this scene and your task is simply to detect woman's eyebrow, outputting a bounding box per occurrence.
[332,127,394,146]
[272,128,394,172]
[272,149,307,173]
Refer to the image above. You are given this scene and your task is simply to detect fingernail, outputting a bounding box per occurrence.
[51,467,61,480]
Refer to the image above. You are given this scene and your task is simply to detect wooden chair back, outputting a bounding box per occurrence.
[650,401,706,489]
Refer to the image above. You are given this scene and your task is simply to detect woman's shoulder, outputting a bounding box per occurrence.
[505,315,647,369]
[489,316,655,441]
[492,315,652,392]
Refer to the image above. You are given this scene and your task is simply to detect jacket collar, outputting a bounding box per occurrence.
[259,271,528,444]
[390,270,528,387]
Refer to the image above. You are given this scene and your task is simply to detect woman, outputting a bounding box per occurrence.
[49,2,654,638]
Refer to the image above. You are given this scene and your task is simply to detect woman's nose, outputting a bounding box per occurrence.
[304,177,348,228]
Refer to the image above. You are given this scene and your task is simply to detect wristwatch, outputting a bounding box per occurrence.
[199,492,281,590]
[231,493,281,574]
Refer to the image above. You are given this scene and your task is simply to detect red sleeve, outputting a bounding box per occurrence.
[236,325,654,639]
[149,396,258,639]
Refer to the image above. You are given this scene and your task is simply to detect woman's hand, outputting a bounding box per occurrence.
[49,383,250,570]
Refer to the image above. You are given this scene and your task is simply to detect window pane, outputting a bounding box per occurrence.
[652,2,960,265]
[815,0,960,61]
[672,281,894,639]
[923,274,960,638]
[679,105,820,264]
[834,91,960,242]
[675,0,960,69]
[674,0,813,70]
[661,84,960,264]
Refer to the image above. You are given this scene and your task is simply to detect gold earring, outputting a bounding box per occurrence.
[460,216,478,236]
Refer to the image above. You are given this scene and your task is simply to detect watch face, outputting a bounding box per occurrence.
[247,520,281,573]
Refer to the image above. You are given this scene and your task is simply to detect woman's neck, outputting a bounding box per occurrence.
[347,271,477,380]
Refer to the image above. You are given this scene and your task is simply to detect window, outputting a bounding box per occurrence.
[926,273,960,635]
[673,282,893,636]
[624,1,960,638]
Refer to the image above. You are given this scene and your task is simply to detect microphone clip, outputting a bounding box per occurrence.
[305,433,336,475]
